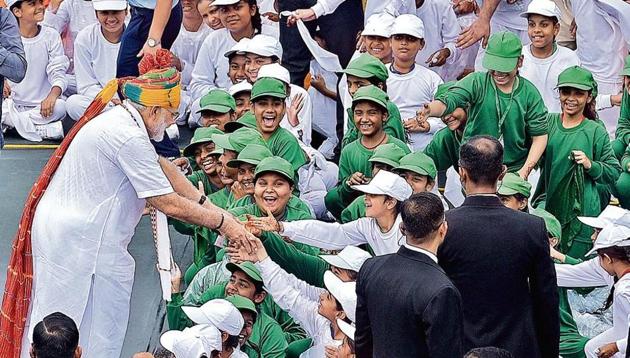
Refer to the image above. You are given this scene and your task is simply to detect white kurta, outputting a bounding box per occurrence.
[170,23,213,88]
[22,102,174,358]
[308,60,338,158]
[281,215,404,255]
[555,258,629,357]
[189,28,237,99]
[520,44,580,113]
[386,64,443,151]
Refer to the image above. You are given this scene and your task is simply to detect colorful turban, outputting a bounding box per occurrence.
[122,67,181,110]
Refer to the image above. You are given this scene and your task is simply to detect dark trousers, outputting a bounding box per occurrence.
[116,3,183,158]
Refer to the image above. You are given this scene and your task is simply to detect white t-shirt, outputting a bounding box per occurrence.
[414,0,459,72]
[387,64,443,150]
[520,44,580,113]
[73,23,121,98]
[480,0,531,30]
[281,215,405,255]
[9,26,69,106]
[170,23,213,88]
[189,28,238,99]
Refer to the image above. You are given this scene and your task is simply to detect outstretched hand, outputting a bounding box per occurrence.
[218,214,258,254]
[457,17,491,49]
[287,8,317,26]
[225,235,268,263]
[248,207,281,233]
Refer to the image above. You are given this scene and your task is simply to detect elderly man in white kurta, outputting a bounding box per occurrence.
[19,66,253,358]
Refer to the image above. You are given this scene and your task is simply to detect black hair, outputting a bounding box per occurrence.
[400,192,445,243]
[464,347,514,358]
[459,135,504,186]
[584,93,598,120]
[225,334,240,348]
[246,0,262,34]
[153,347,176,358]
[367,77,387,92]
[596,246,630,311]
[31,312,79,358]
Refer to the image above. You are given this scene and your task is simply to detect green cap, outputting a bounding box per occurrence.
[254,156,295,184]
[395,151,437,179]
[227,144,272,168]
[435,81,456,99]
[556,65,599,98]
[197,89,236,114]
[226,261,263,283]
[482,31,523,72]
[250,77,287,101]
[224,295,258,320]
[532,207,562,240]
[368,143,406,168]
[224,112,257,133]
[342,53,389,83]
[622,55,630,76]
[352,85,389,111]
[497,172,532,197]
[182,126,224,157]
[212,127,266,153]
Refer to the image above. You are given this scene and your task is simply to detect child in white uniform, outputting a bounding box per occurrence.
[387,14,443,151]
[3,0,69,141]
[171,0,212,124]
[66,0,127,121]
[555,219,630,358]
[42,0,98,95]
[519,0,579,113]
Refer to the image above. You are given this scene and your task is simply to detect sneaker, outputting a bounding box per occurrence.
[35,121,64,140]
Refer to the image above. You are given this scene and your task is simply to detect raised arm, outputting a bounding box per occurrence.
[138,0,174,58]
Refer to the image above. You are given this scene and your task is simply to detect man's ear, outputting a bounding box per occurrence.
[253,290,267,304]
[75,346,82,358]
[498,165,508,181]
[30,345,36,358]
[399,222,406,236]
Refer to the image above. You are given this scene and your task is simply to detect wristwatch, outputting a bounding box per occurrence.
[147,38,161,48]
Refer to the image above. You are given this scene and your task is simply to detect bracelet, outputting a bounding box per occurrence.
[198,195,207,205]
[214,213,225,231]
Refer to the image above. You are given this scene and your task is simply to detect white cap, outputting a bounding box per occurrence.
[520,0,561,19]
[337,319,356,341]
[92,0,127,10]
[182,299,244,335]
[391,14,424,39]
[258,63,291,85]
[351,170,412,202]
[6,0,19,8]
[211,0,240,5]
[324,271,357,322]
[160,324,222,358]
[245,34,283,59]
[362,12,395,38]
[229,81,253,96]
[585,222,630,256]
[320,246,372,272]
[224,38,252,58]
[578,206,630,229]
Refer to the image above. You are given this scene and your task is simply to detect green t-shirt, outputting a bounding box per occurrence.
[424,127,462,172]
[341,195,366,223]
[617,89,630,146]
[208,187,234,210]
[342,100,407,148]
[533,113,621,252]
[437,72,548,171]
[171,171,223,236]
[266,128,309,172]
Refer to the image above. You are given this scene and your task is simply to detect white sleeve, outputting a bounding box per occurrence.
[555,258,614,288]
[46,31,70,93]
[426,74,445,134]
[189,38,217,100]
[180,59,194,88]
[614,291,630,354]
[116,136,174,199]
[73,31,101,98]
[42,1,70,33]
[255,257,328,337]
[595,94,613,110]
[440,5,461,66]
[297,88,313,146]
[311,0,347,18]
[281,218,370,250]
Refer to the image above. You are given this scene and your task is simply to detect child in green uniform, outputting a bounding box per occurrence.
[497,172,532,212]
[196,88,237,131]
[341,54,406,148]
[226,143,273,209]
[533,66,621,259]
[615,144,630,209]
[418,31,549,179]
[250,77,308,173]
[340,143,406,222]
[611,55,630,160]
[325,85,410,219]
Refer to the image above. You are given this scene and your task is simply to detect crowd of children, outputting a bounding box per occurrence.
[2,0,630,356]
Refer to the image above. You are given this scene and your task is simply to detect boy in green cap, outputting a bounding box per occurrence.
[226,143,273,209]
[168,262,298,357]
[224,111,258,133]
[418,31,549,180]
[497,172,532,212]
[340,53,406,148]
[340,143,407,223]
[325,85,410,220]
[250,77,309,173]
[533,66,620,259]
[193,88,237,131]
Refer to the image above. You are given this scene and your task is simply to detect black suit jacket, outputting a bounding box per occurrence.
[437,196,559,358]
[355,246,464,358]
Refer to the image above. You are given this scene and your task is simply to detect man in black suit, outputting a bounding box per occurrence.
[355,192,463,358]
[437,135,559,358]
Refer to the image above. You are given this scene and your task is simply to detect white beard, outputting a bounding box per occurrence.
[150,118,168,142]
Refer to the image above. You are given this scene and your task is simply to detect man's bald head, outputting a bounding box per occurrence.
[459,136,504,186]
